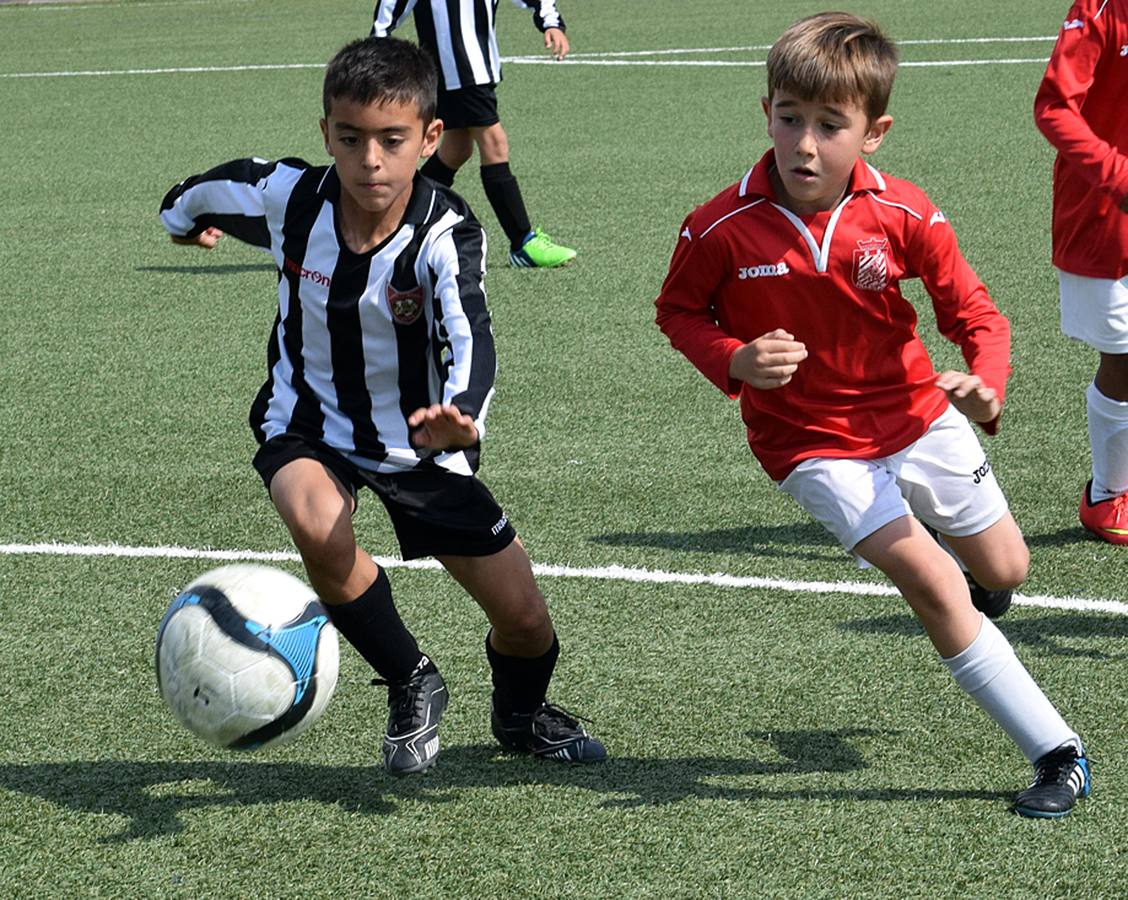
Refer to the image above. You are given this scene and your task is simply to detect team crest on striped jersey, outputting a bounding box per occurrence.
[387,283,424,325]
[853,238,890,292]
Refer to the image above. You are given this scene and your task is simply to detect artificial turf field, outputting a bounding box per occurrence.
[2,0,1127,895]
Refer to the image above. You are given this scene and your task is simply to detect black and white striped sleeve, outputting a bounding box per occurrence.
[511,0,565,32]
[372,0,418,36]
[159,158,278,249]
[426,215,496,433]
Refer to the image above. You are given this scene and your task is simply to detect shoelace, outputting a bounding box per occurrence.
[1031,747,1080,787]
[536,702,594,737]
[372,675,427,728]
[1110,492,1128,523]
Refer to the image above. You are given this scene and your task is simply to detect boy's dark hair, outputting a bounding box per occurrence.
[323,36,437,123]
[767,12,898,122]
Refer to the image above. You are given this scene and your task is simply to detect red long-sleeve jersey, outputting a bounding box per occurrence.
[1034,0,1128,278]
[655,150,1011,481]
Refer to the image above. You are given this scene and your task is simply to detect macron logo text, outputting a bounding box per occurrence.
[284,256,332,287]
[738,262,790,280]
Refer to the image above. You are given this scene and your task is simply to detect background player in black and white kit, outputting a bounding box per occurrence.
[158,36,605,774]
[372,0,578,269]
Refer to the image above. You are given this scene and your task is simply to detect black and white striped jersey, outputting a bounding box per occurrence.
[159,159,496,476]
[372,0,565,90]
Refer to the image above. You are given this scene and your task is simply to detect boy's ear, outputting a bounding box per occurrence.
[862,114,893,155]
[420,117,444,160]
[319,117,332,156]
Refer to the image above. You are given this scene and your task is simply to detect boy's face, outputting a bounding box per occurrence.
[762,90,891,215]
[320,96,442,218]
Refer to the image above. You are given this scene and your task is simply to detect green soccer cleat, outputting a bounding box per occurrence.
[508,228,577,268]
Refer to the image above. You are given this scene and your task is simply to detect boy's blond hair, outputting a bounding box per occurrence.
[767,12,898,122]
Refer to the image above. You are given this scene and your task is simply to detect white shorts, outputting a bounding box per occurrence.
[1057,270,1128,354]
[778,405,1009,566]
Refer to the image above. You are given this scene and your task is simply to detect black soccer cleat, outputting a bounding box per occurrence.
[965,572,1013,620]
[1013,743,1090,819]
[373,657,448,775]
[491,702,607,763]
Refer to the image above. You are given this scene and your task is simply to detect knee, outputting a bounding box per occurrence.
[897,557,971,621]
[285,509,354,580]
[492,591,552,649]
[476,125,509,163]
[971,548,1029,592]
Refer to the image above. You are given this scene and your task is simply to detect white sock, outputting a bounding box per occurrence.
[942,615,1079,762]
[1088,381,1128,500]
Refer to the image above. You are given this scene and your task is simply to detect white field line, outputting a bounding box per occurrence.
[501,56,1050,68]
[568,37,1057,57]
[3,541,1124,614]
[0,0,253,11]
[0,55,1053,79]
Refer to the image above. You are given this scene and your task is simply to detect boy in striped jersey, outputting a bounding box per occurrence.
[159,36,604,774]
[655,13,1089,817]
[373,0,577,268]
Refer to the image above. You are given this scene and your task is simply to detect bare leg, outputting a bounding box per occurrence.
[438,537,553,657]
[854,515,980,656]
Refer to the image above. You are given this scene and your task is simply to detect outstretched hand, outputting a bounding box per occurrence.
[728,328,808,390]
[544,27,569,61]
[408,404,479,449]
[170,226,224,249]
[935,371,1001,423]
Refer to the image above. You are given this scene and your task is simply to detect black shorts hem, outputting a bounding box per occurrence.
[437,84,500,129]
[252,434,515,561]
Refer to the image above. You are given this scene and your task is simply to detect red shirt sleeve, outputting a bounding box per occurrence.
[911,205,1012,435]
[1034,5,1128,208]
[655,216,745,397]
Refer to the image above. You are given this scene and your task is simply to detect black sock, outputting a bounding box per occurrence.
[323,568,424,683]
[480,162,532,251]
[420,154,458,187]
[486,630,559,717]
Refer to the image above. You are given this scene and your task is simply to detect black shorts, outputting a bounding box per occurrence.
[437,84,500,129]
[252,434,516,561]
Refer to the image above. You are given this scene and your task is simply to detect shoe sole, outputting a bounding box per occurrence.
[1013,804,1076,819]
[1013,777,1090,819]
[1080,522,1128,545]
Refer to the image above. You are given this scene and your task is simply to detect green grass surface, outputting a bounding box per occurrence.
[2,1,1125,896]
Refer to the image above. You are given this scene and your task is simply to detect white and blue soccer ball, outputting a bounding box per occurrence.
[156,564,339,750]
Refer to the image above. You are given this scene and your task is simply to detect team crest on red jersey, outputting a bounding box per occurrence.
[387,283,424,325]
[853,238,890,292]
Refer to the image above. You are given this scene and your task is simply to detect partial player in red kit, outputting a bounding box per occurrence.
[657,12,1090,818]
[1035,0,1128,544]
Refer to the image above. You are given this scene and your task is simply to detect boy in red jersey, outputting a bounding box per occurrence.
[656,12,1089,817]
[1034,0,1128,544]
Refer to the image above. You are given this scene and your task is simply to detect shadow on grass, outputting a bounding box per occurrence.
[591,523,841,561]
[842,611,1128,659]
[136,264,276,276]
[0,727,1007,842]
[1023,527,1099,549]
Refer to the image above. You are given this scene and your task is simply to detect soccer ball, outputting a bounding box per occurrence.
[155,564,339,750]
